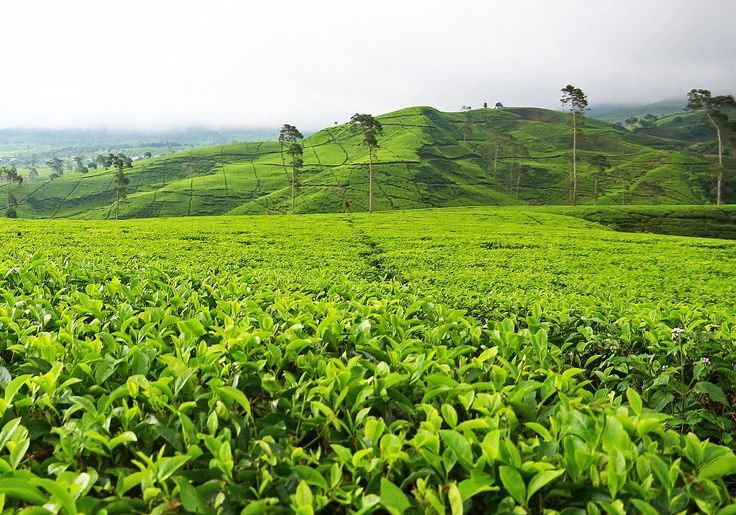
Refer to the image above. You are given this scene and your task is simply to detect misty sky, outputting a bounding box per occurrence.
[1,0,734,130]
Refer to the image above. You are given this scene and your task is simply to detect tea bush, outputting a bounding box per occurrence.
[0,207,734,513]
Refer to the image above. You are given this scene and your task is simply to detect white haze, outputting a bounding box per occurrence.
[0,0,734,130]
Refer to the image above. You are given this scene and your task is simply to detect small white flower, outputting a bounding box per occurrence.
[671,327,685,340]
[701,357,711,365]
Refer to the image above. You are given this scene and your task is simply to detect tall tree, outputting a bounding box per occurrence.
[278,124,304,214]
[73,155,88,174]
[687,89,736,204]
[46,157,64,179]
[461,105,472,143]
[560,85,588,206]
[108,153,132,220]
[1,164,23,218]
[349,114,383,213]
[727,120,736,160]
[28,161,39,182]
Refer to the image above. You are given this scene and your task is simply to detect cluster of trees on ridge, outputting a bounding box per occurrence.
[1,153,134,219]
[41,152,152,180]
[276,114,384,214]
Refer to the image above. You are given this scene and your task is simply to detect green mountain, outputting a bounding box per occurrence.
[2,106,732,219]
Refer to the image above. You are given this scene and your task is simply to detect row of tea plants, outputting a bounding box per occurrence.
[0,209,735,513]
[0,255,734,513]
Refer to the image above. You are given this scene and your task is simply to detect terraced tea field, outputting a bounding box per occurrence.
[4,106,731,220]
[1,207,735,513]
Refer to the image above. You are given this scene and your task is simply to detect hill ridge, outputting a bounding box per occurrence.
[1,105,732,219]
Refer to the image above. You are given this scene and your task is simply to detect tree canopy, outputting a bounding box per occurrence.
[560,85,588,114]
[350,113,383,149]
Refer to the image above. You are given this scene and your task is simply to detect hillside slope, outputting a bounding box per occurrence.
[543,204,736,239]
[2,106,731,218]
[589,100,735,154]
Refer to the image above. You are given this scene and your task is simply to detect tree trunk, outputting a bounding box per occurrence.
[368,148,373,213]
[493,142,498,179]
[572,112,577,206]
[509,157,515,191]
[707,112,724,205]
[291,163,296,214]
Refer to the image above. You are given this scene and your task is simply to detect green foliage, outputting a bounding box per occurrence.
[0,207,735,512]
[350,113,383,149]
[45,157,64,179]
[561,85,588,114]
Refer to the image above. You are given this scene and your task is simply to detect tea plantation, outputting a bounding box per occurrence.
[1,207,735,513]
[4,106,733,220]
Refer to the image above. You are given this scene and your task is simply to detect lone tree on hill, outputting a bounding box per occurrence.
[278,124,304,214]
[46,157,64,179]
[638,114,659,129]
[108,153,132,220]
[1,164,23,218]
[624,116,639,128]
[350,113,383,213]
[687,89,736,204]
[461,105,472,143]
[73,155,88,174]
[561,84,588,206]
[28,162,39,181]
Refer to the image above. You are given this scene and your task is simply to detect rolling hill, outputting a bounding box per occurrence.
[2,105,732,219]
[588,98,735,153]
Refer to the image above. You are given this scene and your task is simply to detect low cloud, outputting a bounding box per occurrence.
[0,0,733,130]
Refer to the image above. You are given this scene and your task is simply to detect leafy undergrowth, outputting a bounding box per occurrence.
[0,207,735,514]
